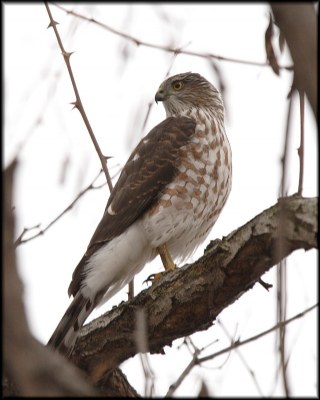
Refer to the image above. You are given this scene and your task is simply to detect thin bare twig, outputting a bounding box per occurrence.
[275,90,305,397]
[165,304,317,397]
[135,309,155,397]
[277,258,290,396]
[52,3,293,71]
[44,2,113,191]
[218,319,264,396]
[200,303,317,364]
[166,342,201,397]
[279,94,293,196]
[14,169,105,247]
[297,90,305,196]
[169,330,233,396]
[276,91,294,396]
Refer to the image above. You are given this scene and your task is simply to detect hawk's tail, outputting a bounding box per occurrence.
[47,293,93,357]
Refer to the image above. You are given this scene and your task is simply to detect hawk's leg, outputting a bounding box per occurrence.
[157,243,176,271]
[145,243,176,284]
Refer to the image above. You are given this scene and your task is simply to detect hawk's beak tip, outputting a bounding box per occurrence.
[155,90,164,104]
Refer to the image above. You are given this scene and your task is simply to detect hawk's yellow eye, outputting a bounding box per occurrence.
[172,81,184,91]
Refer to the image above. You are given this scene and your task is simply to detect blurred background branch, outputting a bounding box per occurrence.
[270,3,317,120]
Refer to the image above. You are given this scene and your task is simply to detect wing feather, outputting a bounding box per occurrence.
[68,116,196,297]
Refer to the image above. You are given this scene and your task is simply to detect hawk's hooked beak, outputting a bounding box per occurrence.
[155,87,165,104]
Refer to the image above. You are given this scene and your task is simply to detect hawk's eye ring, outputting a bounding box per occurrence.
[172,81,184,91]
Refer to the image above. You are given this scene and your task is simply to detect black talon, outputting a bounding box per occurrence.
[143,274,156,285]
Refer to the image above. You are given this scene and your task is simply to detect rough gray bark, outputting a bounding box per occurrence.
[270,3,317,120]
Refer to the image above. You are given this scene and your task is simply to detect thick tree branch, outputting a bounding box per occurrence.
[70,195,317,378]
[270,4,317,120]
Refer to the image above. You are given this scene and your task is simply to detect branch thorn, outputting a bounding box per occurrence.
[47,20,59,29]
[62,51,75,59]
[70,100,79,110]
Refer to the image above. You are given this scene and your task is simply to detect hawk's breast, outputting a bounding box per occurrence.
[142,109,232,261]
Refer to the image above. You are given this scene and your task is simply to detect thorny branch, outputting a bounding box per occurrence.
[52,3,293,71]
[44,2,113,191]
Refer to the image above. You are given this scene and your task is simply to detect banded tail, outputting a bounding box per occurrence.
[47,293,93,357]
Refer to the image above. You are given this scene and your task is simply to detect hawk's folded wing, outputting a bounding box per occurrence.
[69,116,196,297]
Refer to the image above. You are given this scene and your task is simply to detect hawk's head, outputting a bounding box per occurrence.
[155,72,223,117]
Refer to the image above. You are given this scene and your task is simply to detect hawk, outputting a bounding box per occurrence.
[48,72,232,356]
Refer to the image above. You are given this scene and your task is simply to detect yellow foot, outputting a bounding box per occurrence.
[157,244,176,271]
[144,244,177,286]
